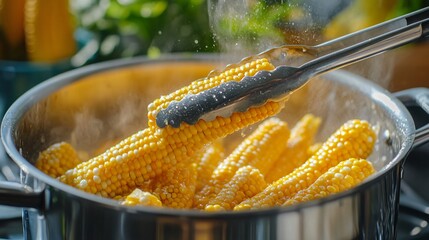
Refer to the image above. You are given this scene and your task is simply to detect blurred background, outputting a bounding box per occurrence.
[1,0,429,114]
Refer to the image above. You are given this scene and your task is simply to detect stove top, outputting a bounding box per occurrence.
[1,107,428,239]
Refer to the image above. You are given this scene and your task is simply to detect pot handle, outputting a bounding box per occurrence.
[0,181,44,209]
[394,87,429,148]
[0,148,44,209]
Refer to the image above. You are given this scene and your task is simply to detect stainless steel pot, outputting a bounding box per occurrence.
[1,55,429,240]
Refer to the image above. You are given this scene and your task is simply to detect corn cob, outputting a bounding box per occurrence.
[234,119,376,210]
[150,163,197,209]
[265,114,321,183]
[284,158,375,206]
[59,58,284,199]
[194,118,290,209]
[196,141,225,191]
[147,58,275,128]
[122,188,162,207]
[205,165,266,211]
[35,142,82,178]
[25,0,76,62]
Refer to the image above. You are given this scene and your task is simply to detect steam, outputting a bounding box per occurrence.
[208,1,324,56]
[68,95,149,157]
[70,108,104,152]
[208,0,287,58]
[344,51,395,88]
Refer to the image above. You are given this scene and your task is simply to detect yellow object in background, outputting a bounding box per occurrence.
[25,0,76,62]
[0,0,26,48]
[0,0,26,60]
[324,0,397,39]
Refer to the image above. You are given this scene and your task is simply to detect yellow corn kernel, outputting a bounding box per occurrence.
[205,165,266,211]
[122,188,162,207]
[194,118,290,209]
[234,119,376,210]
[36,142,82,178]
[265,114,321,183]
[308,142,322,156]
[284,158,375,206]
[151,163,197,209]
[59,58,283,199]
[196,141,225,191]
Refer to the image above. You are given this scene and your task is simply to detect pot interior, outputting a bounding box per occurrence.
[5,55,413,192]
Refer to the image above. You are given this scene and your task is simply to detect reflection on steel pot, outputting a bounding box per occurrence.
[1,55,429,240]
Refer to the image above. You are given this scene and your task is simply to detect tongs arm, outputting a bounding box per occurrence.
[302,7,429,77]
[315,7,429,57]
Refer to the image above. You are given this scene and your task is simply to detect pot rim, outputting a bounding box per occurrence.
[1,54,415,218]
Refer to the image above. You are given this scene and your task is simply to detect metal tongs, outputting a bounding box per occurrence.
[156,7,429,128]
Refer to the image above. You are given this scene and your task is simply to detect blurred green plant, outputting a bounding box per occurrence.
[72,0,218,61]
[216,1,293,43]
[391,0,429,16]
[216,0,429,47]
